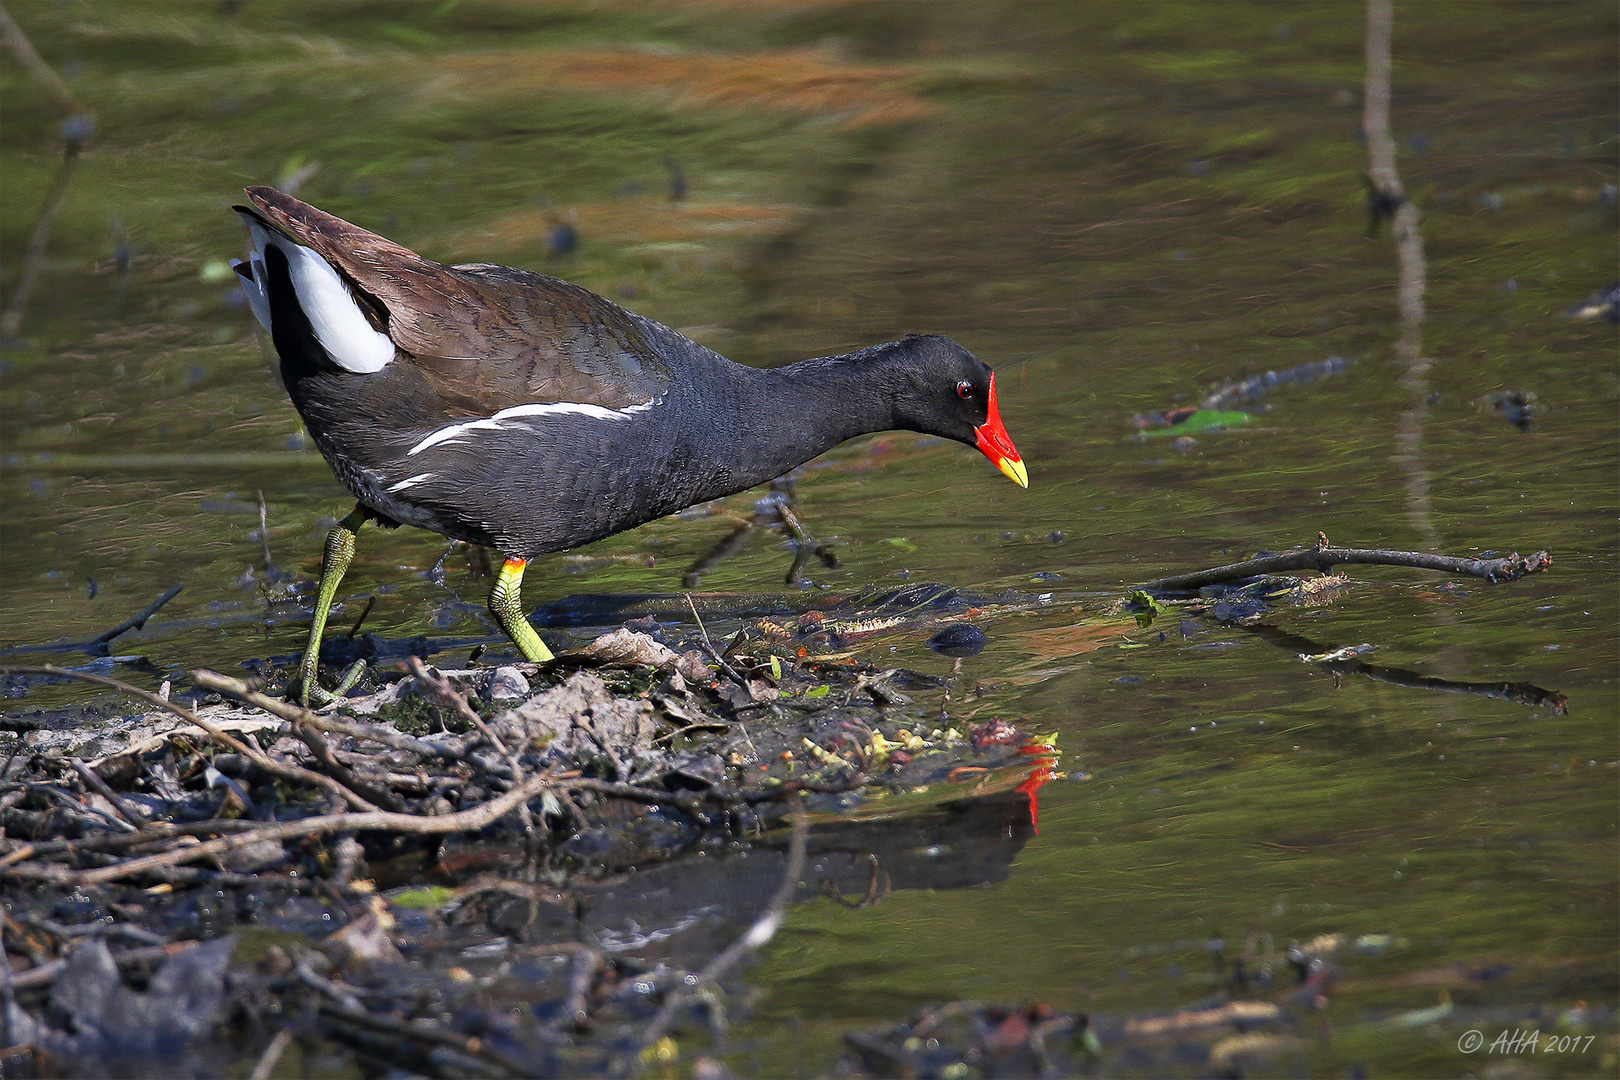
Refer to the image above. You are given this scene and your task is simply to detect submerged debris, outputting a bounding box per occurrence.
[1484,388,1538,430]
[1133,356,1349,433]
[1562,280,1619,324]
[0,587,1063,1076]
[841,1002,1097,1079]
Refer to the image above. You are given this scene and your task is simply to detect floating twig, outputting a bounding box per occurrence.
[344,596,375,639]
[90,583,183,647]
[1140,534,1550,592]
[1249,624,1569,715]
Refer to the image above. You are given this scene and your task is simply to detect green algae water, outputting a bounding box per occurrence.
[2,1,1615,1075]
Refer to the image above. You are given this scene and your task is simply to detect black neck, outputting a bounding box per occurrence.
[703,349,905,493]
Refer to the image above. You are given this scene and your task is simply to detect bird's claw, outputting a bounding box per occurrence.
[290,659,367,708]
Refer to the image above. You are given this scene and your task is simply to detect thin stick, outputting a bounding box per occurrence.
[249,1029,294,1080]
[0,817,267,867]
[1139,540,1550,593]
[255,490,274,571]
[0,920,11,1050]
[406,659,515,764]
[11,913,165,946]
[191,669,456,759]
[8,940,199,992]
[192,671,411,812]
[407,657,538,862]
[651,719,732,745]
[1362,0,1403,209]
[0,0,88,341]
[315,999,529,1074]
[0,665,377,812]
[13,773,554,887]
[562,776,700,810]
[284,712,406,813]
[562,944,603,1029]
[345,596,375,639]
[684,593,748,685]
[1,140,81,340]
[0,2,81,114]
[68,758,144,826]
[294,957,366,1013]
[23,780,136,833]
[1249,624,1570,715]
[91,583,183,646]
[632,792,807,1063]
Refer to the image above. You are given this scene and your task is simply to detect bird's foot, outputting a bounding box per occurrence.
[289,659,367,708]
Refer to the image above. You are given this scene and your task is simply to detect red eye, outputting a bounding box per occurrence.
[955,380,974,399]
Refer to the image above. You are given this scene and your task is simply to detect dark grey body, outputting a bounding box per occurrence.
[291,320,909,558]
[245,187,1000,563]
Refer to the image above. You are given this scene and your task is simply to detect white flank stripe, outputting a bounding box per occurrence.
[406,397,660,457]
[406,417,508,457]
[388,472,436,493]
[238,214,395,374]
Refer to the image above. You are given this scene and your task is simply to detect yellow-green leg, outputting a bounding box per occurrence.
[294,506,370,706]
[489,557,554,661]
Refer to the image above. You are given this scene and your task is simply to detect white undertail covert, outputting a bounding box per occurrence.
[231,214,396,374]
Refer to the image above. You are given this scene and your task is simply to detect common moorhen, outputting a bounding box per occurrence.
[230,187,1027,703]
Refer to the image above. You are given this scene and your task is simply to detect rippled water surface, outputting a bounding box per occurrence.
[2,1,1616,1074]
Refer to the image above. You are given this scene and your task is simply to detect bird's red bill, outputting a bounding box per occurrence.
[974,373,1029,488]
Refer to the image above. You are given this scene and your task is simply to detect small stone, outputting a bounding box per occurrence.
[746,679,780,703]
[676,650,713,685]
[666,751,727,790]
[928,624,986,657]
[577,627,679,669]
[487,666,530,701]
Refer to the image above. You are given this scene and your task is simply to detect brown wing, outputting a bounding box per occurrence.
[239,186,670,416]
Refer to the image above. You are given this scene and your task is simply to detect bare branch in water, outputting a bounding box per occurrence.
[91,583,184,648]
[0,2,83,115]
[1140,534,1550,593]
[0,3,93,339]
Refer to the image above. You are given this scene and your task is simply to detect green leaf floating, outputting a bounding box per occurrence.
[1128,589,1167,629]
[1139,410,1253,437]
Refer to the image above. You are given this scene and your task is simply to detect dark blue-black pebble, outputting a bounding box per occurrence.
[928,624,986,657]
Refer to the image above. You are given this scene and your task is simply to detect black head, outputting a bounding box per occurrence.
[883,334,1028,487]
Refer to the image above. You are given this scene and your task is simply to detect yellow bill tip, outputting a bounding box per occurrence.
[997,456,1029,489]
